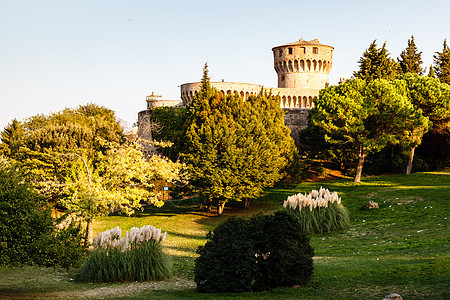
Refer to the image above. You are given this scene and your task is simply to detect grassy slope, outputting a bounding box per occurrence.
[0,172,449,299]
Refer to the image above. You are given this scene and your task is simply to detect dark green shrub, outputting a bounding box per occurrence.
[0,159,86,268]
[249,211,314,291]
[194,212,314,293]
[194,217,255,293]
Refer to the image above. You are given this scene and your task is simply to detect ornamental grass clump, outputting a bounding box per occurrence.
[77,225,172,282]
[284,187,350,234]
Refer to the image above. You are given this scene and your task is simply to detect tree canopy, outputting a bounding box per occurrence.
[433,39,450,84]
[0,104,184,242]
[182,64,296,214]
[398,35,424,75]
[354,40,399,81]
[312,78,429,181]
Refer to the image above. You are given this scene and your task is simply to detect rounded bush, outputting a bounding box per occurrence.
[194,217,255,293]
[194,211,314,292]
[249,211,314,291]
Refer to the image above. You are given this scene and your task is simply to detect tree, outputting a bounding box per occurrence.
[312,78,428,182]
[428,64,435,78]
[1,104,184,243]
[398,35,424,75]
[182,64,295,214]
[61,143,184,243]
[397,73,450,172]
[0,119,24,157]
[354,40,399,81]
[433,40,450,84]
[1,104,126,204]
[0,157,86,268]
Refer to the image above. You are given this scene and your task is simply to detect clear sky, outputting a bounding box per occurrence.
[1,0,449,131]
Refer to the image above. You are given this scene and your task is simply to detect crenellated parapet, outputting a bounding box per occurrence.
[180,38,332,110]
[180,82,317,109]
[272,38,333,90]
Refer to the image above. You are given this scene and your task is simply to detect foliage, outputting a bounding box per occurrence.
[395,73,449,172]
[0,119,24,157]
[143,106,187,161]
[312,78,429,181]
[433,39,450,84]
[283,188,350,234]
[0,104,185,239]
[398,35,424,75]
[428,64,435,78]
[194,216,255,292]
[354,40,399,81]
[77,225,172,282]
[0,103,125,203]
[248,211,314,291]
[398,73,450,127]
[60,143,184,241]
[0,158,86,268]
[194,211,314,292]
[182,64,296,214]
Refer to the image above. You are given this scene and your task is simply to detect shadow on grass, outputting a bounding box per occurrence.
[166,230,206,241]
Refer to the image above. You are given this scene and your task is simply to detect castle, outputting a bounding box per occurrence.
[138,38,333,146]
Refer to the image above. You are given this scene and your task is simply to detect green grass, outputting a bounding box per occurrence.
[1,171,449,299]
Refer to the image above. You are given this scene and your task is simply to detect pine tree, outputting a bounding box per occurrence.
[398,35,424,75]
[433,40,450,84]
[354,40,399,81]
[0,119,24,157]
[428,64,435,78]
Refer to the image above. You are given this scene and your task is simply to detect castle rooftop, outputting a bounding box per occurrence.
[272,38,333,50]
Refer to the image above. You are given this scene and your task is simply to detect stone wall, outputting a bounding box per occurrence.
[283,109,310,146]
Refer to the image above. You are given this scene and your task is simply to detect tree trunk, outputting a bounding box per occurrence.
[244,198,250,209]
[354,145,365,183]
[217,201,225,215]
[85,220,91,246]
[406,146,415,174]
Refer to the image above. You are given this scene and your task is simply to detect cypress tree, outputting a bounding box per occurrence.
[398,35,424,75]
[354,40,399,81]
[433,40,450,84]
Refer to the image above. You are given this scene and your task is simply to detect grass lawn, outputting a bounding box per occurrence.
[1,171,449,299]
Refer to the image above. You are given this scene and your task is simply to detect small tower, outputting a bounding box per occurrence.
[272,38,333,92]
[146,92,163,109]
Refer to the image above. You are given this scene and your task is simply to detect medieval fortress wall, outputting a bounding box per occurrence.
[180,38,333,111]
[138,38,333,144]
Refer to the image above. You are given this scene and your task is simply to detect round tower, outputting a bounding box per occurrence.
[272,38,333,91]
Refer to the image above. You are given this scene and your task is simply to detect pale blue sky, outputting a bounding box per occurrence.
[1,0,449,131]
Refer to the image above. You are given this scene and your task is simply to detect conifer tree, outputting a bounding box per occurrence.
[182,64,295,214]
[428,64,435,78]
[433,40,450,84]
[398,35,424,75]
[354,40,399,81]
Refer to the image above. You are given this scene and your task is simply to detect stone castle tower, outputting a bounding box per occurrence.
[272,38,333,91]
[139,38,333,146]
[180,38,333,110]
